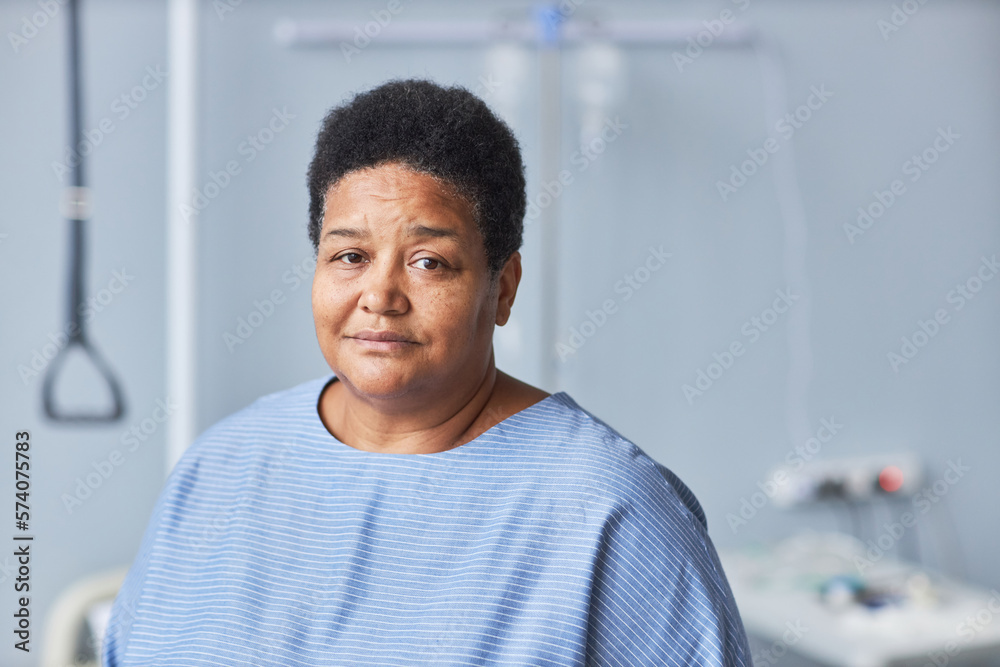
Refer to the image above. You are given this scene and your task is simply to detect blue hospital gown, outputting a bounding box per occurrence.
[102,375,751,666]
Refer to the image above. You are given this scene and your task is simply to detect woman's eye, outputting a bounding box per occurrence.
[336,252,364,265]
[416,257,440,270]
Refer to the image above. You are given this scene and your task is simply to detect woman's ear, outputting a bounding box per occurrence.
[495,252,522,326]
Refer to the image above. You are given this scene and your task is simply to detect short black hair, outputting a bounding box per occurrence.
[307,78,526,277]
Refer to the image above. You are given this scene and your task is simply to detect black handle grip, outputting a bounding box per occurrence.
[41,336,126,423]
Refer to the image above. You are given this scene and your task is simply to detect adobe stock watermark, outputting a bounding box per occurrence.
[682,288,799,404]
[717,84,833,202]
[61,397,178,514]
[223,255,315,352]
[887,254,998,373]
[538,0,588,32]
[102,596,141,658]
[17,267,135,385]
[727,416,844,534]
[338,0,414,62]
[212,0,242,20]
[7,0,67,54]
[672,0,752,73]
[188,440,296,550]
[925,590,1000,667]
[555,245,671,361]
[0,555,21,588]
[103,574,331,665]
[877,0,931,41]
[536,493,596,542]
[525,116,628,227]
[414,459,458,502]
[752,620,808,667]
[426,618,466,663]
[844,127,959,244]
[51,65,168,182]
[853,459,970,574]
[179,106,295,222]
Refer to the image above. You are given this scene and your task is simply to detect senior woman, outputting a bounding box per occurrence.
[103,79,751,666]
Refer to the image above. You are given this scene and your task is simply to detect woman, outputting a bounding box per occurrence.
[103,79,751,666]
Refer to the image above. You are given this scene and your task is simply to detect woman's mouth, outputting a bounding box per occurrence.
[348,329,416,351]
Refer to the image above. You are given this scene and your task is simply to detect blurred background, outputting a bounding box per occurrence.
[2,0,999,665]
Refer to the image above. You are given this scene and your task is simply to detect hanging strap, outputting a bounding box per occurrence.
[42,0,126,423]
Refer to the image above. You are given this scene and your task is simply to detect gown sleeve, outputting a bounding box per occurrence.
[101,444,199,667]
[584,460,752,667]
[101,495,161,667]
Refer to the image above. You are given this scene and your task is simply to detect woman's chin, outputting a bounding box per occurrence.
[337,365,424,401]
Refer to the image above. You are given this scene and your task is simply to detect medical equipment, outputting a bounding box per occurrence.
[720,533,1000,667]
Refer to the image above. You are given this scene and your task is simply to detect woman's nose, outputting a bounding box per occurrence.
[358,258,409,315]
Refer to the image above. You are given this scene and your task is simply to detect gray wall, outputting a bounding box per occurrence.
[1,0,998,664]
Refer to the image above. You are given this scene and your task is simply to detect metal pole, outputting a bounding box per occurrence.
[166,0,198,474]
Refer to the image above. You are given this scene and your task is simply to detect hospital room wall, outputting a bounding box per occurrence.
[0,2,998,662]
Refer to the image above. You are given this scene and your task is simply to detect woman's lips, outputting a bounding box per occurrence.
[348,330,415,351]
[350,338,413,352]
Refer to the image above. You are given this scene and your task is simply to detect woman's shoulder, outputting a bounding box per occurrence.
[178,375,329,462]
[527,388,709,531]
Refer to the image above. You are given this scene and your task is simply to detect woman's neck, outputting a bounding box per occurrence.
[319,358,498,454]
[318,361,550,455]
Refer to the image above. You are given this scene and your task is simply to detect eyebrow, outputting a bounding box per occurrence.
[324,224,461,241]
[409,224,460,240]
[324,227,366,239]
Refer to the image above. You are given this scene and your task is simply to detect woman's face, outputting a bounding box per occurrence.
[312,162,518,401]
